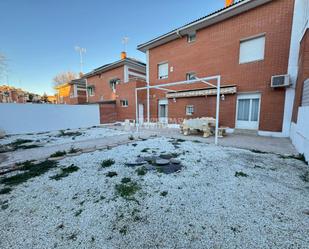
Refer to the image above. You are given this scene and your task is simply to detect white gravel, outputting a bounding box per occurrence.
[0,126,127,147]
[0,137,308,249]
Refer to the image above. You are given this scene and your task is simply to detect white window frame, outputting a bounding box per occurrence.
[110,78,120,93]
[120,99,128,107]
[186,72,196,81]
[158,62,168,80]
[187,32,196,43]
[87,87,94,96]
[239,34,266,64]
[186,105,194,115]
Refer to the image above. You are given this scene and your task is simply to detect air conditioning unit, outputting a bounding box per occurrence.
[271,74,290,88]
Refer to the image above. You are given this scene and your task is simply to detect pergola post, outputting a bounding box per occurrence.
[215,76,220,145]
[135,75,221,145]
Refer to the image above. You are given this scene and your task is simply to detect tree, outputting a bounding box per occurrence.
[52,71,78,86]
[41,93,49,103]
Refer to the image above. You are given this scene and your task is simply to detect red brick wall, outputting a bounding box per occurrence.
[115,79,147,122]
[86,66,124,102]
[99,103,117,123]
[292,29,309,123]
[148,0,294,131]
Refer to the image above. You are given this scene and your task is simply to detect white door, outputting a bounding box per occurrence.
[236,93,261,130]
[138,104,144,124]
[158,99,168,123]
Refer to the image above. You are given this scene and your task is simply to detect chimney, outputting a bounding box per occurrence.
[225,0,234,7]
[121,51,127,60]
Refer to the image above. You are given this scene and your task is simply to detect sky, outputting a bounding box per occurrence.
[0,0,224,95]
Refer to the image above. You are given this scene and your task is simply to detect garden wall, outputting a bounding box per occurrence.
[0,103,100,134]
[290,106,309,162]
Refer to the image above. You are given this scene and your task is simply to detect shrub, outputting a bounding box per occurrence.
[101,159,115,168]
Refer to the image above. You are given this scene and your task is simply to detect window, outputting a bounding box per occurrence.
[186,105,194,115]
[110,78,120,93]
[239,35,265,64]
[120,99,128,107]
[187,32,196,43]
[186,72,196,81]
[158,63,168,79]
[87,87,94,96]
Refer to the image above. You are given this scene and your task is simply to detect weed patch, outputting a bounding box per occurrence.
[106,171,118,177]
[68,147,79,154]
[0,160,58,187]
[0,139,40,153]
[160,191,168,197]
[115,181,140,199]
[50,150,66,158]
[0,187,12,195]
[121,177,131,183]
[136,167,147,176]
[58,130,83,137]
[101,159,115,168]
[280,153,308,164]
[250,149,268,154]
[50,164,79,180]
[128,135,134,140]
[235,171,248,177]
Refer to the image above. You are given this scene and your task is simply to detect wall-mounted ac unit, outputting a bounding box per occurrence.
[271,74,290,88]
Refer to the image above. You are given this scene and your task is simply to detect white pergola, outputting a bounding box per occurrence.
[135,75,221,145]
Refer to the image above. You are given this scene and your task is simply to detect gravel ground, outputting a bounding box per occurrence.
[0,126,127,148]
[0,137,308,249]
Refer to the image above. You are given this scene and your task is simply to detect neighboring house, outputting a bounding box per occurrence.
[83,53,146,123]
[290,0,309,159]
[137,0,296,136]
[54,79,87,105]
[0,85,36,103]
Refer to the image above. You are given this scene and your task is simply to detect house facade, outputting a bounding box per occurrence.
[137,0,296,136]
[83,55,147,123]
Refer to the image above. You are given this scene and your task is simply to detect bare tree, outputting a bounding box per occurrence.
[52,71,78,86]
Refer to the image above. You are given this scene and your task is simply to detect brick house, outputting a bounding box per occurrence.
[83,55,147,123]
[137,0,296,136]
[55,79,87,105]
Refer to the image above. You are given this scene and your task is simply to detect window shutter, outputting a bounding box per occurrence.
[239,36,265,64]
[158,63,168,78]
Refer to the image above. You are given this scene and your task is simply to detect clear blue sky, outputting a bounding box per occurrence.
[0,0,224,95]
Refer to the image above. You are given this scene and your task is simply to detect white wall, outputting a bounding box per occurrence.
[290,106,309,161]
[0,103,100,134]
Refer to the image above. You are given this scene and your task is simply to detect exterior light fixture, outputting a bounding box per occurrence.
[221,94,225,101]
[173,97,176,102]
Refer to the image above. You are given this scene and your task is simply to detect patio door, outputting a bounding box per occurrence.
[236,93,261,130]
[158,99,168,123]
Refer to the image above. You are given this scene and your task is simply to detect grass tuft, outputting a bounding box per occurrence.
[128,135,134,140]
[106,171,118,177]
[68,147,79,154]
[50,164,79,180]
[101,159,115,168]
[160,191,168,197]
[50,150,66,158]
[136,166,147,176]
[235,171,248,177]
[115,181,139,199]
[121,177,131,183]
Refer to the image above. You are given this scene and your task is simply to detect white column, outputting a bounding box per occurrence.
[215,76,221,145]
[146,50,150,124]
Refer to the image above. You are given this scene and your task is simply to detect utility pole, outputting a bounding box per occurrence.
[74,46,86,74]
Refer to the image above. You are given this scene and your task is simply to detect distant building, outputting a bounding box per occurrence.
[0,85,35,103]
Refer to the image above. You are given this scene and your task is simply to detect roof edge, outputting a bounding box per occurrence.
[137,0,271,52]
